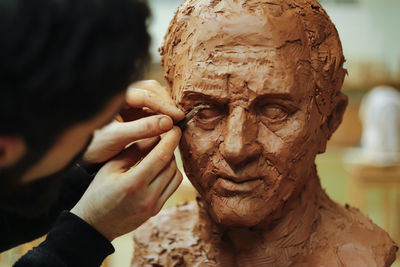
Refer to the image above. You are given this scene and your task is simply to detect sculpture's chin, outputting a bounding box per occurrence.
[207,194,271,228]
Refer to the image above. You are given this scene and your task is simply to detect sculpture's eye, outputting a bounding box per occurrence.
[194,105,224,129]
[259,105,288,122]
[197,107,221,120]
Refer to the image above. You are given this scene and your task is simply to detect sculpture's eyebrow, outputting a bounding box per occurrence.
[252,92,295,102]
[181,91,229,104]
[181,91,297,107]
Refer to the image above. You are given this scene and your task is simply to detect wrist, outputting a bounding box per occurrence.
[36,211,115,266]
[70,205,116,242]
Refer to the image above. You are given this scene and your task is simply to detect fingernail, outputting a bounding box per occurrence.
[159,116,173,131]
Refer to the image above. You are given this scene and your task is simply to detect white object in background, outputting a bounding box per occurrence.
[359,85,400,165]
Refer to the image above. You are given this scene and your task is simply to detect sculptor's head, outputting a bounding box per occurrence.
[162,0,347,227]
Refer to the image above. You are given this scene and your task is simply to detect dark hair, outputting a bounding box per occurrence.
[0,0,151,151]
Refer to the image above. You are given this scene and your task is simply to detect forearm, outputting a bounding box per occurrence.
[0,165,95,252]
[14,211,114,267]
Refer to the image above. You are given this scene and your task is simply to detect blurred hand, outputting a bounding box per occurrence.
[82,80,185,165]
[71,127,183,241]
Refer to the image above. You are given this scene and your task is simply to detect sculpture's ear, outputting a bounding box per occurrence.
[0,136,26,168]
[327,93,348,136]
[318,93,348,153]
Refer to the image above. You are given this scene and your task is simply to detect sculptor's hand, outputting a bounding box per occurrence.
[82,80,185,165]
[71,127,183,241]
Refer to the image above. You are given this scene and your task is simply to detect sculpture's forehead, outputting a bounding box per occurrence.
[180,50,305,102]
[192,8,305,51]
[172,6,311,103]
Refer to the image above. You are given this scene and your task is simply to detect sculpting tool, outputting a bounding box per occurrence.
[176,104,211,129]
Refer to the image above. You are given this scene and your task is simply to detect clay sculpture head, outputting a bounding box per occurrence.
[131,2,397,266]
[162,0,348,228]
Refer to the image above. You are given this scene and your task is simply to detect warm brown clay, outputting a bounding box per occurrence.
[132,0,398,266]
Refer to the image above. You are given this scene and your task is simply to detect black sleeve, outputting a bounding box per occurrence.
[13,211,114,267]
[0,165,97,252]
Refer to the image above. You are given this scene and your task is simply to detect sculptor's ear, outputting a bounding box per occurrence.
[0,136,26,168]
[318,93,348,153]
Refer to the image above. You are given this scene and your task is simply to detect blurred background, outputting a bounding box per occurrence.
[1,0,399,266]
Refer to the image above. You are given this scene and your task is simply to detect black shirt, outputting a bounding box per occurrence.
[0,165,114,266]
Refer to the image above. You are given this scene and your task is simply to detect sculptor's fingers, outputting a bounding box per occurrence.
[148,158,177,197]
[126,127,181,185]
[153,169,183,215]
[113,115,173,145]
[103,145,149,174]
[135,136,160,152]
[119,106,156,123]
[131,80,172,103]
[126,88,184,122]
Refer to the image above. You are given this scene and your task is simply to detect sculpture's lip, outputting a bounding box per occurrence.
[213,177,263,196]
[224,176,262,184]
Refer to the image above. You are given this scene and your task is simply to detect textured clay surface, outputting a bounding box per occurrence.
[132,0,398,266]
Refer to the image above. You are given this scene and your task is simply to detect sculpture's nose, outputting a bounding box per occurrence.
[220,106,261,166]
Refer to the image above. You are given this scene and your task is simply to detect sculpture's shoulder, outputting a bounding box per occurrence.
[134,201,199,244]
[132,201,209,267]
[305,196,398,267]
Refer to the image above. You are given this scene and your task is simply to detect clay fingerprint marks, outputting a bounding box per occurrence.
[209,0,222,8]
[160,0,192,96]
[296,3,346,116]
[235,0,346,118]
[242,0,284,17]
[336,243,379,267]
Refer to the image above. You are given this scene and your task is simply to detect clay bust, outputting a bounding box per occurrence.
[132,0,398,266]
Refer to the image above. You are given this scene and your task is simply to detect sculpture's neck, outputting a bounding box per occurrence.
[197,169,326,266]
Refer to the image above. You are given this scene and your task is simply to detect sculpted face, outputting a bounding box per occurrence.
[166,2,346,227]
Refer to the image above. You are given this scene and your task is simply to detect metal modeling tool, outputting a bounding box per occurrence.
[176,104,211,129]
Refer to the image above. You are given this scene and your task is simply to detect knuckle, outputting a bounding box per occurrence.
[152,205,162,216]
[131,80,157,89]
[144,89,153,98]
[176,171,183,181]
[136,97,146,107]
[127,87,136,94]
[139,196,157,213]
[145,80,160,88]
[127,90,145,106]
[139,201,151,213]
[156,150,171,165]
[126,178,146,193]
